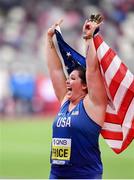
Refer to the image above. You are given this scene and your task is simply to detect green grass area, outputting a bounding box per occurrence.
[0,118,134,179]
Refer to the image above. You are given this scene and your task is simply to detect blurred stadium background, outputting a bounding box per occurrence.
[0,0,134,179]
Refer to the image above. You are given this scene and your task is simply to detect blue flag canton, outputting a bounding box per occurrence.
[55,29,86,74]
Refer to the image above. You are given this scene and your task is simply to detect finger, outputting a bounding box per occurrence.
[54,19,63,27]
[83,19,89,31]
[50,25,55,31]
[58,19,63,26]
[83,20,87,29]
[96,21,103,28]
[98,15,104,23]
[95,14,104,24]
[90,14,95,21]
[49,19,63,33]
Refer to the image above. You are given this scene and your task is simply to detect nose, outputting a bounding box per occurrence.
[66,78,70,84]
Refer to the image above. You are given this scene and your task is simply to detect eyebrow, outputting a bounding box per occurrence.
[70,74,76,78]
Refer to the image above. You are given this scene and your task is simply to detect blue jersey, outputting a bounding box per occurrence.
[50,99,103,179]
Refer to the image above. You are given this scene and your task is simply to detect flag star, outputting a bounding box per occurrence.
[66,52,71,58]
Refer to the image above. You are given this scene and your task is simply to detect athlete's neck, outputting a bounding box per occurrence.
[70,94,86,105]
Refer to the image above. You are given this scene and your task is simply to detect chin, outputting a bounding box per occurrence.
[67,95,71,100]
[66,93,73,100]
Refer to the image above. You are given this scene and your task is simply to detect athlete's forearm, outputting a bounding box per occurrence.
[85,38,98,73]
[45,33,67,102]
[45,35,64,71]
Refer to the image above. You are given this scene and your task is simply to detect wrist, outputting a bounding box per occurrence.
[47,33,53,39]
[83,34,93,41]
[47,29,55,39]
[47,36,54,48]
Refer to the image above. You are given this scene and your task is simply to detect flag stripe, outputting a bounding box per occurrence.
[122,98,134,139]
[105,113,121,124]
[101,130,123,140]
[107,79,133,116]
[112,119,134,154]
[102,122,122,132]
[94,34,103,49]
[104,55,121,86]
[121,119,134,152]
[97,42,110,64]
[102,99,134,144]
[105,82,134,124]
[109,63,128,99]
[106,104,116,114]
[113,70,133,111]
[101,49,117,73]
[118,81,134,124]
[106,139,122,149]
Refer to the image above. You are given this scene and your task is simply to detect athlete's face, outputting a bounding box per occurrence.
[66,70,87,101]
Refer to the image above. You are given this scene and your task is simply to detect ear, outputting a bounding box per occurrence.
[82,84,87,91]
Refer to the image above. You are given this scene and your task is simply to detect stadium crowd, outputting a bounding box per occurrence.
[0,0,134,116]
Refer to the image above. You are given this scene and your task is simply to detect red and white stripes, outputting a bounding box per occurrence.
[94,35,134,154]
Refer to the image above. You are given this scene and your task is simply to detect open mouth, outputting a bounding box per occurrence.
[67,87,72,91]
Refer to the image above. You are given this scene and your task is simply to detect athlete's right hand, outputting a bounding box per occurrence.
[82,14,103,40]
[47,19,63,38]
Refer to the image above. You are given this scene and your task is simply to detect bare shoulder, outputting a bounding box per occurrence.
[83,95,107,127]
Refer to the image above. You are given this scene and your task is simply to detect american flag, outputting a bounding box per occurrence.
[55,28,134,154]
[94,35,134,154]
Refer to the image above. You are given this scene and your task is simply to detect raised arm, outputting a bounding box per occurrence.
[83,15,107,106]
[45,20,67,103]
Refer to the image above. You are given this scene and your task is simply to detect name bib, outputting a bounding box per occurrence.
[51,138,71,165]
